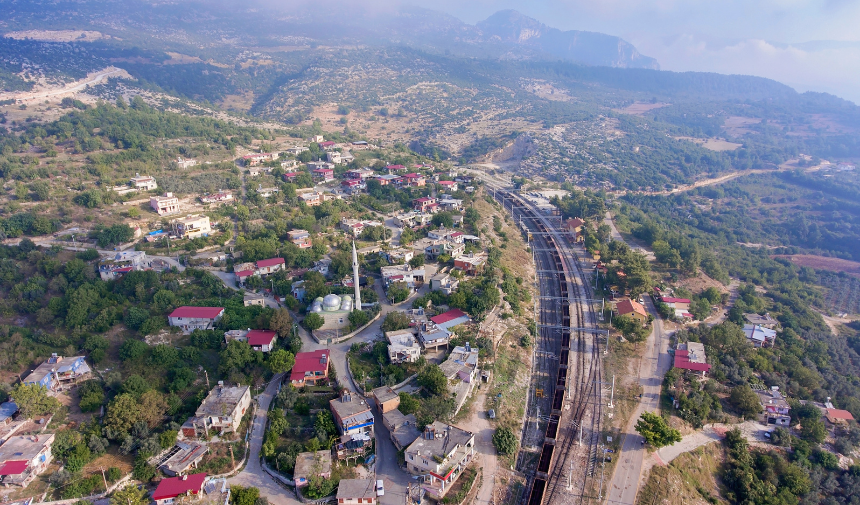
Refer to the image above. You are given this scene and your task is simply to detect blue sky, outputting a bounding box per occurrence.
[407,0,860,103]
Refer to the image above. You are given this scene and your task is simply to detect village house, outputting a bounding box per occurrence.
[0,402,17,425]
[428,229,464,243]
[152,472,208,505]
[453,254,485,276]
[431,309,471,331]
[243,292,266,307]
[673,342,711,377]
[151,193,181,216]
[436,180,458,192]
[318,141,336,149]
[293,451,332,488]
[131,174,158,191]
[199,192,233,204]
[381,264,424,287]
[241,153,275,166]
[405,423,475,501]
[311,167,336,182]
[386,330,421,363]
[168,306,225,333]
[439,343,480,383]
[429,272,459,294]
[256,257,285,275]
[401,173,426,187]
[340,178,366,194]
[757,387,791,426]
[375,174,400,186]
[615,299,649,324]
[180,384,251,439]
[382,410,421,451]
[744,313,779,329]
[438,198,462,211]
[658,296,693,319]
[412,197,437,213]
[98,250,148,281]
[418,321,452,351]
[386,249,414,264]
[333,432,372,462]
[565,217,586,242]
[246,329,277,352]
[256,186,278,198]
[290,350,330,387]
[287,146,309,155]
[175,157,198,169]
[281,159,299,169]
[386,164,407,172]
[824,408,856,427]
[23,355,91,391]
[157,441,209,477]
[288,229,312,248]
[394,211,432,229]
[340,218,383,237]
[743,324,777,348]
[0,434,55,487]
[329,391,374,437]
[336,479,377,505]
[345,168,375,180]
[326,151,343,164]
[174,215,211,240]
[299,191,323,206]
[371,386,400,413]
[425,241,465,261]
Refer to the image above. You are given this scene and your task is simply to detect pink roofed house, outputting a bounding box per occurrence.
[256,257,285,275]
[247,330,277,352]
[168,307,225,333]
[152,472,207,505]
[290,350,330,386]
[430,309,471,330]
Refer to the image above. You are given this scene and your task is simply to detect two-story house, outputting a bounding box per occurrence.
[405,423,475,501]
[151,193,181,216]
[290,350,330,387]
[168,307,225,333]
[180,384,251,439]
[329,392,374,437]
[0,434,56,487]
[23,354,91,392]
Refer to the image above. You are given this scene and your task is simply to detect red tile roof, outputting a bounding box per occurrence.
[0,460,28,476]
[236,270,255,278]
[616,299,648,318]
[430,309,469,325]
[403,173,422,178]
[826,408,855,421]
[660,297,691,304]
[318,141,336,147]
[386,165,405,169]
[290,350,330,382]
[169,307,224,319]
[414,197,433,203]
[247,330,277,346]
[673,350,711,372]
[566,218,585,228]
[152,473,207,501]
[312,168,333,173]
[256,257,285,268]
[438,180,455,185]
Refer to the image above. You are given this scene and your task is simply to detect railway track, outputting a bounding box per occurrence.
[491,188,605,505]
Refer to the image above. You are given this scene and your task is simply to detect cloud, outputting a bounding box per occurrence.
[634,34,860,103]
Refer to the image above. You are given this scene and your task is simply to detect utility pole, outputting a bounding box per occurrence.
[204,370,210,389]
[230,445,235,468]
[608,374,616,409]
[100,467,108,491]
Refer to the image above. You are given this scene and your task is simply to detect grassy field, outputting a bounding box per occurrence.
[637,442,726,505]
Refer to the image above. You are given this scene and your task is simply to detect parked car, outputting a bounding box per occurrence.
[488,409,496,419]
[376,480,385,497]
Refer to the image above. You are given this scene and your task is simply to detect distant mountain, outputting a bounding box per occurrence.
[475,10,659,70]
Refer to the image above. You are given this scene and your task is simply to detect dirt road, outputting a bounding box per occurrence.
[1,66,130,103]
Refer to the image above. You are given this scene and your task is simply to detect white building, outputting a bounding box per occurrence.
[180,384,251,439]
[131,175,158,191]
[174,215,211,239]
[386,329,421,363]
[151,193,181,216]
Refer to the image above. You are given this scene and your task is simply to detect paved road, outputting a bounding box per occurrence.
[604,296,673,505]
[227,373,302,505]
[603,211,655,261]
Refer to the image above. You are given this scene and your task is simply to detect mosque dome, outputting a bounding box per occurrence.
[323,294,342,311]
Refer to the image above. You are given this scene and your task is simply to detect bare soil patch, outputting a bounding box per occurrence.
[772,254,860,278]
[613,102,670,115]
[723,116,761,136]
[674,136,741,152]
[3,30,113,42]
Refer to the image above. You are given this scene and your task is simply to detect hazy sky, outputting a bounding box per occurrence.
[406,0,860,103]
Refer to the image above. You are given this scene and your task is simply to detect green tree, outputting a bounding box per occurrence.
[387,281,410,303]
[382,312,411,332]
[729,385,761,418]
[104,393,143,434]
[492,427,518,455]
[268,349,296,374]
[398,393,420,415]
[269,308,293,337]
[409,255,425,269]
[611,315,648,343]
[231,486,260,505]
[110,484,147,505]
[800,418,827,444]
[417,364,448,396]
[348,309,369,329]
[10,383,61,418]
[304,313,324,331]
[314,410,337,440]
[635,411,681,448]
